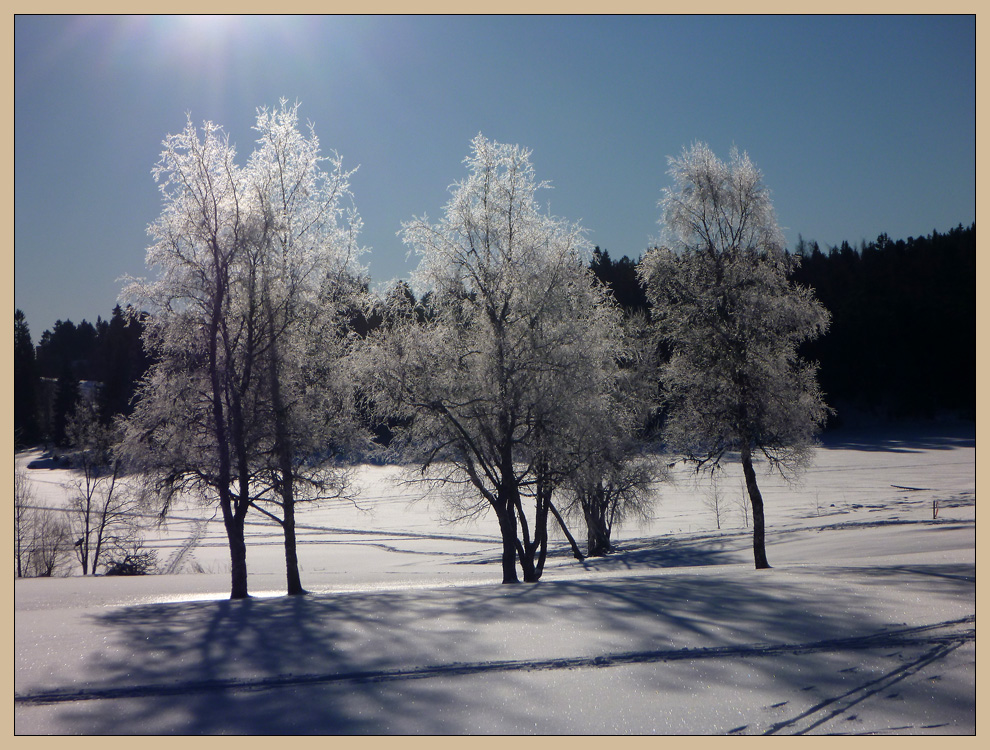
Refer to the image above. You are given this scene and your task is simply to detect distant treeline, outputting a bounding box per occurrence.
[791,224,975,423]
[13,223,975,448]
[14,304,151,447]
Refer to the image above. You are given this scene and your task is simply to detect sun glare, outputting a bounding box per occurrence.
[179,14,230,29]
[174,14,238,41]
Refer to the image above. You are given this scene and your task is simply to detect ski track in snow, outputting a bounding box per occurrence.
[15,615,975,708]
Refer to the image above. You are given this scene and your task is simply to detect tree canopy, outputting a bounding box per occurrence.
[366,134,627,582]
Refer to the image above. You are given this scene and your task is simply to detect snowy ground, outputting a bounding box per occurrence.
[14,423,976,734]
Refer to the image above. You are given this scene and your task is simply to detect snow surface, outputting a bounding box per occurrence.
[14,423,976,735]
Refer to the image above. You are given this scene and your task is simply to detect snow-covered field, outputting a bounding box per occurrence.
[14,423,976,734]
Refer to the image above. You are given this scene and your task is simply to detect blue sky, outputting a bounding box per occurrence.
[14,14,976,332]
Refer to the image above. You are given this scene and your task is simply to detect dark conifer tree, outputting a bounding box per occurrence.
[590,247,648,313]
[14,310,40,446]
[97,305,150,423]
[52,364,80,447]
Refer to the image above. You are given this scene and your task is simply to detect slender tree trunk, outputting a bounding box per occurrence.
[92,465,118,575]
[531,497,549,581]
[266,312,305,596]
[282,497,304,595]
[493,448,523,584]
[232,441,255,599]
[209,259,249,599]
[79,533,90,576]
[226,421,253,599]
[218,469,249,599]
[92,534,102,575]
[78,481,92,575]
[740,442,771,569]
[526,470,552,581]
[547,500,585,561]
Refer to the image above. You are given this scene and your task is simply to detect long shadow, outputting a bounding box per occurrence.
[447,533,748,574]
[578,533,748,572]
[18,560,976,734]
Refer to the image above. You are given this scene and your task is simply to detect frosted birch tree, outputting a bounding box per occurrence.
[122,115,263,599]
[123,104,369,597]
[244,100,368,595]
[366,135,623,583]
[639,143,830,569]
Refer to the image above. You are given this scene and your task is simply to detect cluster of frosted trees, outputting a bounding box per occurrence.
[120,102,829,598]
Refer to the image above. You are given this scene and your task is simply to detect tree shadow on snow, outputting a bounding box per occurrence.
[578,534,749,571]
[450,532,751,573]
[30,558,975,734]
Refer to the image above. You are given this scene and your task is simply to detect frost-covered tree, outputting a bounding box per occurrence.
[122,114,260,599]
[243,100,368,595]
[366,135,623,583]
[559,315,664,556]
[122,103,368,598]
[639,143,830,569]
[52,364,80,447]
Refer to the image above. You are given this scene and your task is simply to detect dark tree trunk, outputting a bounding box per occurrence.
[229,411,253,599]
[228,446,252,599]
[516,497,539,582]
[228,533,249,598]
[214,438,249,600]
[740,442,771,569]
[528,472,552,581]
[530,509,548,582]
[583,484,612,557]
[78,519,90,575]
[267,323,305,596]
[282,496,304,595]
[92,465,117,575]
[208,241,249,600]
[495,502,520,584]
[519,544,539,582]
[221,500,250,599]
[586,525,612,557]
[92,531,103,576]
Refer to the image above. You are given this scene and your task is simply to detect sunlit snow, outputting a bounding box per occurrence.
[14,422,975,735]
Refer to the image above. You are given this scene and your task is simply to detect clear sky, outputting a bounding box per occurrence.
[14,14,976,333]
